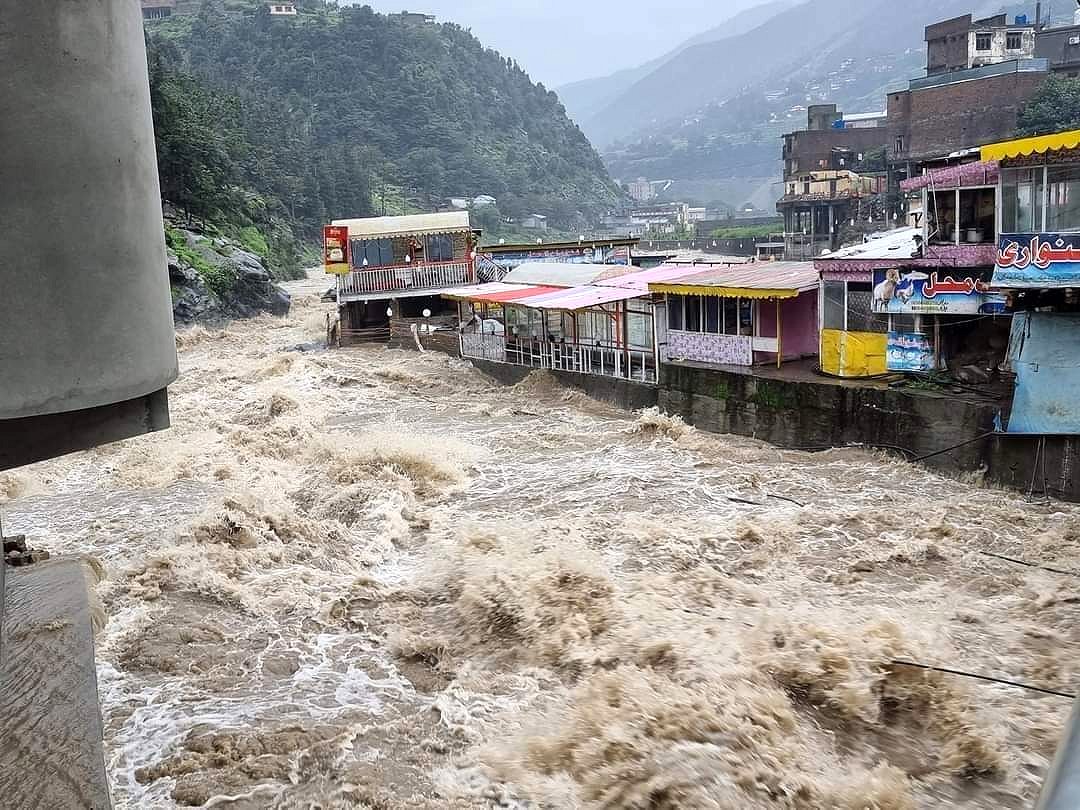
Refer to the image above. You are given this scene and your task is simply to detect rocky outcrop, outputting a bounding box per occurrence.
[168,227,291,324]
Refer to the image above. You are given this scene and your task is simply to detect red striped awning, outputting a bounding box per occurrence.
[470,285,562,303]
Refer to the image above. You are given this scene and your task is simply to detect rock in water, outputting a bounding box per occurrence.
[168,226,291,323]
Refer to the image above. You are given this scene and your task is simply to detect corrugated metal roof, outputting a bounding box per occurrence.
[593,264,703,288]
[440,282,535,299]
[505,265,717,311]
[649,262,818,299]
[900,161,998,192]
[502,262,635,287]
[470,285,563,303]
[821,228,921,260]
[332,212,471,238]
[522,286,644,309]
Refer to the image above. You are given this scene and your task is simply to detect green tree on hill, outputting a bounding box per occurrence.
[146,0,619,237]
[1018,76,1080,137]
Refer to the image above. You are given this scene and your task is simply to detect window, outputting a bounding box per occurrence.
[1047,165,1080,232]
[685,295,701,332]
[723,298,739,335]
[353,238,393,268]
[425,233,454,262]
[739,300,753,333]
[823,281,846,330]
[895,135,904,154]
[929,189,957,243]
[1006,31,1022,51]
[975,32,992,51]
[1001,168,1044,232]
[668,297,684,331]
[846,283,885,333]
[704,298,720,333]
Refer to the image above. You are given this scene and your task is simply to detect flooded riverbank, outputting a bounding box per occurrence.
[3,279,1079,808]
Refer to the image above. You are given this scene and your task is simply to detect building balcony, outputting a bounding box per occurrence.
[336,259,475,300]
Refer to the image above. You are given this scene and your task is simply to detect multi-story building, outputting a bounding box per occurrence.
[925,14,1037,75]
[627,178,655,202]
[326,212,476,344]
[1034,5,1080,76]
[778,104,892,259]
[394,11,437,24]
[985,128,1080,434]
[601,202,690,237]
[886,56,1048,184]
[140,0,177,20]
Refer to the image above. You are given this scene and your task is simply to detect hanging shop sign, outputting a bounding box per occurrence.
[886,331,935,372]
[871,268,1006,315]
[994,233,1080,288]
[323,225,350,275]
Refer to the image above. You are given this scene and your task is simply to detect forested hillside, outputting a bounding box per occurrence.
[146,0,620,260]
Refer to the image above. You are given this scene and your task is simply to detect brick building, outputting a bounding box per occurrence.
[887,58,1049,173]
[778,105,892,259]
[926,14,1036,75]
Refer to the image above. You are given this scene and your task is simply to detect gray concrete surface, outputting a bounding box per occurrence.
[0,0,178,419]
[0,558,110,810]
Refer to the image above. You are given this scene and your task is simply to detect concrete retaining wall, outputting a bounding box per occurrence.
[412,341,1079,501]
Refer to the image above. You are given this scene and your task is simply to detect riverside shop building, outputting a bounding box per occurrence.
[985,129,1080,433]
[325,212,477,344]
[648,262,820,369]
[444,263,713,383]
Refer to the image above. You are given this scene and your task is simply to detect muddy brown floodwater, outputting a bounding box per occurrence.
[3,276,1080,809]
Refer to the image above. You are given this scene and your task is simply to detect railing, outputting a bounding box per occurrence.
[336,260,474,298]
[460,333,656,383]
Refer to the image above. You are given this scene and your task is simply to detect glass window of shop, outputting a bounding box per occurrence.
[1001,168,1044,232]
[823,281,846,330]
[1046,165,1080,232]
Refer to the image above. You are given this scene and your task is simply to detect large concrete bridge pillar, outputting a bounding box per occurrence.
[0,0,177,468]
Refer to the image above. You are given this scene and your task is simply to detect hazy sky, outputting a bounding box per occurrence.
[357,0,765,87]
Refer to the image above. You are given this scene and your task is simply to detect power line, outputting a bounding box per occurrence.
[978,550,1080,578]
[890,660,1075,700]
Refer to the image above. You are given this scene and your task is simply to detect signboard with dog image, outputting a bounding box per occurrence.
[871,268,1006,315]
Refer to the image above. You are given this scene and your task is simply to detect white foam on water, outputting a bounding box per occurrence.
[5,279,1080,808]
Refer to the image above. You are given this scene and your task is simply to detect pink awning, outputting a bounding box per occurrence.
[470,285,562,303]
[522,285,644,309]
[900,160,999,192]
[509,265,720,311]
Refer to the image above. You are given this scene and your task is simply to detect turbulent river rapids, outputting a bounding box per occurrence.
[4,276,1080,809]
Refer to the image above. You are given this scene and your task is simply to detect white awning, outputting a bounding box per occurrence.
[332,212,471,239]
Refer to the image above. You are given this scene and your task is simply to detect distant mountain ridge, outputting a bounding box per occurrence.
[573,0,1023,148]
[556,0,798,128]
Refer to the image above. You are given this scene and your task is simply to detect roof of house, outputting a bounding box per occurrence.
[900,161,999,192]
[332,212,471,238]
[820,227,921,261]
[648,262,818,299]
[440,282,537,300]
[446,265,714,311]
[482,237,638,253]
[502,262,636,287]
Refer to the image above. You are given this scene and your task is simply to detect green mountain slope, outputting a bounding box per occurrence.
[148,0,620,238]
